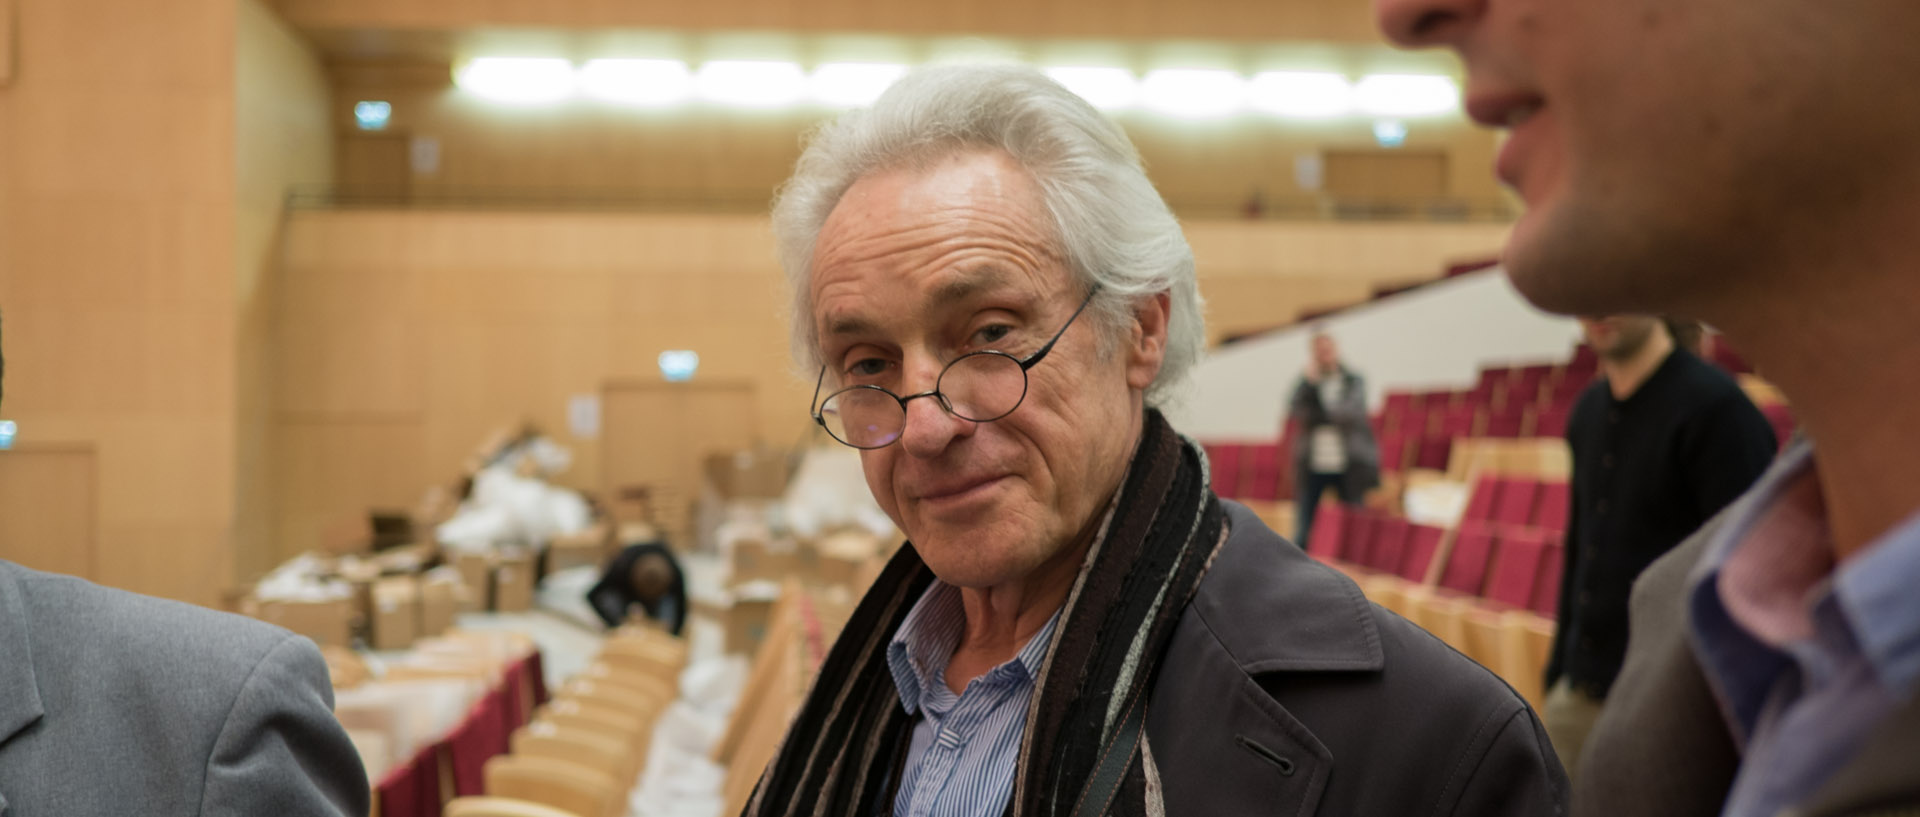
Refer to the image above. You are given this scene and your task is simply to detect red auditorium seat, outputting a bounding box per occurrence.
[1462,476,1500,522]
[1480,407,1526,438]
[1414,436,1454,471]
[1274,429,1299,502]
[1526,405,1573,438]
[1245,443,1282,501]
[1535,483,1571,532]
[1207,444,1242,498]
[1492,479,1542,528]
[1530,540,1565,616]
[1485,528,1550,608]
[1344,511,1381,567]
[1305,501,1349,562]
[1400,524,1446,583]
[1413,433,1451,471]
[1439,522,1497,595]
[1569,346,1599,376]
[1377,432,1410,473]
[1368,516,1411,574]
[1435,404,1478,437]
[1513,366,1554,404]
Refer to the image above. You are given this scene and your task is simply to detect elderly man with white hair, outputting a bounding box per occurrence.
[745,64,1566,817]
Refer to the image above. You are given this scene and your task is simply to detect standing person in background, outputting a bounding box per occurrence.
[1546,314,1776,779]
[1288,331,1381,546]
[1376,0,1920,812]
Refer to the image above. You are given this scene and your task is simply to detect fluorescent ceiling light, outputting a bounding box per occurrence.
[455,57,575,104]
[1373,119,1410,148]
[1354,74,1459,117]
[1044,66,1137,110]
[696,60,807,108]
[809,62,909,107]
[1247,72,1352,118]
[580,59,693,105]
[1139,69,1245,118]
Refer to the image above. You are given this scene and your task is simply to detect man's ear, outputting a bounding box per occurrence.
[1125,292,1171,391]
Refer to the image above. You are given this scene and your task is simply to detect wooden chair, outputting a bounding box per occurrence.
[445,796,584,817]
[539,699,650,751]
[556,679,668,721]
[575,661,676,703]
[511,722,639,785]
[1499,612,1556,711]
[482,755,623,817]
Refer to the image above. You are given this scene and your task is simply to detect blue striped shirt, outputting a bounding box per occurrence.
[885,580,1061,817]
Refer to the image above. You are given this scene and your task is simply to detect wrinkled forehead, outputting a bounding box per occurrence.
[806,152,1070,344]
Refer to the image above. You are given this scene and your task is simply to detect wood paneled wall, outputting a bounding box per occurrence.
[236,0,335,584]
[275,0,1382,44]
[328,73,1508,215]
[268,209,1506,558]
[0,0,238,605]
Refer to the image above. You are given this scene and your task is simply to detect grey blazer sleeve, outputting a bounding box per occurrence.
[198,634,370,817]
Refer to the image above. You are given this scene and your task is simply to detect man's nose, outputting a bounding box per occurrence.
[1374,0,1487,49]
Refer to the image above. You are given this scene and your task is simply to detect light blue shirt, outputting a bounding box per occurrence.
[885,580,1061,817]
[1687,438,1920,817]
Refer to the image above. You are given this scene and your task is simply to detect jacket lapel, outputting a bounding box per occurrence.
[1144,502,1384,816]
[0,562,48,814]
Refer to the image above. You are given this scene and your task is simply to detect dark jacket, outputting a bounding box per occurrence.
[1146,501,1567,816]
[587,542,688,635]
[1288,367,1382,498]
[1575,480,1920,817]
[1548,349,1776,697]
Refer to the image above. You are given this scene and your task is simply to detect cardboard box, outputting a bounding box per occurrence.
[452,552,492,612]
[723,595,778,656]
[493,553,535,612]
[256,597,353,648]
[704,450,790,500]
[732,538,799,587]
[418,572,460,637]
[369,577,420,651]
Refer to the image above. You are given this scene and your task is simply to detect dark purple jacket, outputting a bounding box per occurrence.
[1143,501,1568,816]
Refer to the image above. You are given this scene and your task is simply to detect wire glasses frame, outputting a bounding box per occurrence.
[809,287,1101,449]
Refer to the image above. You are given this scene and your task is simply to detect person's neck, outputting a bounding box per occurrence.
[946,412,1143,692]
[1600,330,1675,400]
[1705,232,1920,562]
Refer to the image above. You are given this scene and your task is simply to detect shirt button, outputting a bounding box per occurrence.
[1609,410,1621,424]
[1602,454,1615,468]
[1596,499,1609,516]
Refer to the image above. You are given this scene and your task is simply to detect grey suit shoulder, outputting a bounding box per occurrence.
[1576,477,1920,817]
[1145,500,1568,817]
[0,560,369,817]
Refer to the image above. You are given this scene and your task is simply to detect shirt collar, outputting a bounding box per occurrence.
[886,580,1061,717]
[1688,437,1920,741]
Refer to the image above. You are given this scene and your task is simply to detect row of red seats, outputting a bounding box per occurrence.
[1308,503,1565,618]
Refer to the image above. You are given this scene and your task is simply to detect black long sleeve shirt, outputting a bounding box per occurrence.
[1546,348,1778,698]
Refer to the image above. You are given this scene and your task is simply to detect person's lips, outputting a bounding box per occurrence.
[912,474,1009,505]
[1466,89,1549,193]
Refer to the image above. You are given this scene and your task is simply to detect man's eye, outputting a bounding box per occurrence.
[973,325,1014,347]
[847,358,892,378]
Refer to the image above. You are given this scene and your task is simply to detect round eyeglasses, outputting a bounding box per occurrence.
[809,287,1100,449]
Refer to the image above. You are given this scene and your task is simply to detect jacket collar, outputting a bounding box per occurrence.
[0,562,47,813]
[1197,501,1385,674]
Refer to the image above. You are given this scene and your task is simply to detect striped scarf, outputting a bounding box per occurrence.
[745,409,1225,817]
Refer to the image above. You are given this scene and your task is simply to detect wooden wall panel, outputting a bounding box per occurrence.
[327,78,1509,216]
[268,209,1504,557]
[0,0,238,605]
[0,446,98,580]
[276,0,1381,44]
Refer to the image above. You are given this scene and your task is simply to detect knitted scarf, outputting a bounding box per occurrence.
[744,409,1225,817]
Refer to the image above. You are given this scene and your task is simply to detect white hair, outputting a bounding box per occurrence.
[771,62,1206,407]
